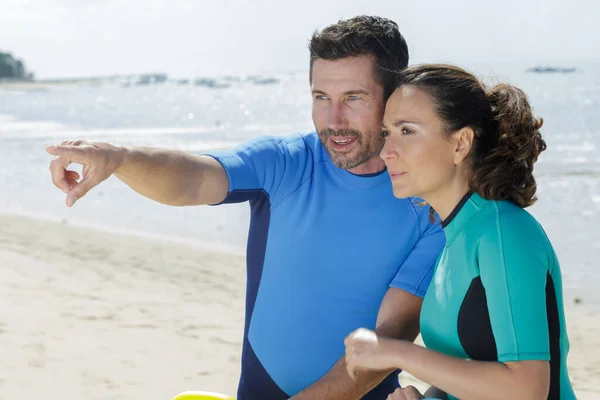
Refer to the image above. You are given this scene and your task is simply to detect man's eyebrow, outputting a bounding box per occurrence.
[343,89,370,96]
[310,89,370,95]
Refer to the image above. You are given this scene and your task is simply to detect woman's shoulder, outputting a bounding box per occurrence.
[467,196,553,254]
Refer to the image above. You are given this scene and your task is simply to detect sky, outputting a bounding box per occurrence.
[1,0,598,79]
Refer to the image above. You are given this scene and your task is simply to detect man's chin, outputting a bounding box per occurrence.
[328,151,362,170]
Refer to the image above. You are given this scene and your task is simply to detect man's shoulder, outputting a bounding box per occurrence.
[271,131,321,154]
[235,131,320,156]
[205,131,321,167]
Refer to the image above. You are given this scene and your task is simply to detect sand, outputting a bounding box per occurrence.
[0,213,597,399]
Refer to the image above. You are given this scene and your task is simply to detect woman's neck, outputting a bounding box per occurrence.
[423,178,471,223]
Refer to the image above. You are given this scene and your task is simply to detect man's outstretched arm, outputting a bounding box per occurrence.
[47,140,229,207]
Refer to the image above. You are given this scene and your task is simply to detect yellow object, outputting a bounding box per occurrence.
[172,391,235,400]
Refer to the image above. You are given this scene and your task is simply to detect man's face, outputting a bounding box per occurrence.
[311,56,386,172]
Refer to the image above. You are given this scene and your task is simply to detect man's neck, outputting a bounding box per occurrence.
[346,156,386,176]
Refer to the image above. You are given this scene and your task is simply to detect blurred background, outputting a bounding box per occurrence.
[1,0,599,398]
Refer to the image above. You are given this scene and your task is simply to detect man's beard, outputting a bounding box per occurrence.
[318,128,376,170]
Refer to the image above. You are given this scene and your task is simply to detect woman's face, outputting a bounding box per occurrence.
[380,85,462,200]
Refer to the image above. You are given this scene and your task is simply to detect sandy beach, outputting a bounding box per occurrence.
[0,212,597,399]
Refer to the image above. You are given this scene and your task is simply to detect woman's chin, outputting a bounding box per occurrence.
[391,186,414,199]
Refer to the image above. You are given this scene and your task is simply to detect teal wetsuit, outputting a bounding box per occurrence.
[420,192,576,400]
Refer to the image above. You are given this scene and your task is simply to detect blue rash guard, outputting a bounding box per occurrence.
[205,132,445,399]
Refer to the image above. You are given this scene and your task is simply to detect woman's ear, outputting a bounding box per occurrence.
[452,127,474,165]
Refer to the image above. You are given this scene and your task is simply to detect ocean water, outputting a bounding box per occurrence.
[1,63,599,301]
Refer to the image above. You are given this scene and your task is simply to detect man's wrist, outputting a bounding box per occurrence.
[112,144,133,175]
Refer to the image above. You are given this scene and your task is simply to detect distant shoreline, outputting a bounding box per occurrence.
[0,78,113,90]
[0,72,289,91]
[0,75,153,89]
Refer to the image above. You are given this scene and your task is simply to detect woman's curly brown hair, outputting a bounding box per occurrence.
[397,64,547,208]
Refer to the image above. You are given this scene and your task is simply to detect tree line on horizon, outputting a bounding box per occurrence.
[0,50,34,80]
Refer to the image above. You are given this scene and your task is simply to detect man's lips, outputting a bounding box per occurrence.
[328,136,358,150]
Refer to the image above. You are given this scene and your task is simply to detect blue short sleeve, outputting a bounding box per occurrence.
[389,204,445,297]
[204,134,309,204]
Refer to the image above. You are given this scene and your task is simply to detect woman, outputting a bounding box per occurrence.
[344,65,576,400]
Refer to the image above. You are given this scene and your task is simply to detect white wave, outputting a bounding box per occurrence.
[555,141,595,152]
[0,114,296,143]
[0,114,283,153]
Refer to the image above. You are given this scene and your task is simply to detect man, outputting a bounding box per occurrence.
[47,16,445,400]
